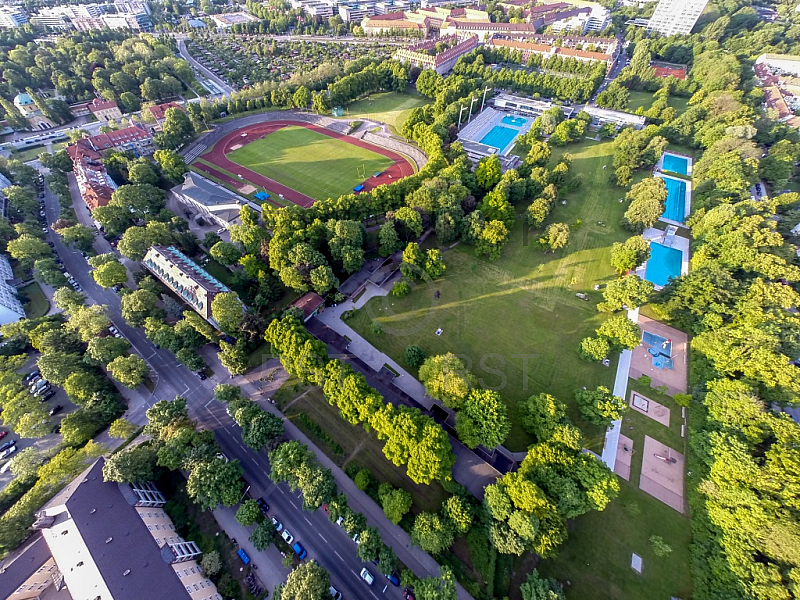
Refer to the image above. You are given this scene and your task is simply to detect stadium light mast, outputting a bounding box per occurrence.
[480,87,492,111]
[457,104,467,129]
[467,96,477,123]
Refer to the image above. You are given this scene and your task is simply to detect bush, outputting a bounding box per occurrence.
[354,468,372,491]
[404,344,426,368]
[200,551,221,576]
[391,281,411,297]
[650,535,673,557]
[673,392,692,407]
[216,573,238,598]
[579,336,609,361]
[637,374,652,387]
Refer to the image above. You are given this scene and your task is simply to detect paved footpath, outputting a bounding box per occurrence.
[236,361,476,600]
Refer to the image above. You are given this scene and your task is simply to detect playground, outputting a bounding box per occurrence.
[629,316,688,396]
[197,120,415,206]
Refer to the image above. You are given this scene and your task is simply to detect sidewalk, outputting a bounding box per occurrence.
[234,360,476,600]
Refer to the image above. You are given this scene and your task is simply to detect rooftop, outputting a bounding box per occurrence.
[148,101,185,122]
[290,292,325,321]
[172,172,247,209]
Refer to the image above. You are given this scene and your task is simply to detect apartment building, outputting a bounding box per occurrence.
[147,101,186,132]
[393,34,479,74]
[88,97,124,121]
[77,124,155,156]
[646,0,709,36]
[143,245,235,325]
[362,11,428,36]
[490,37,614,70]
[66,142,119,210]
[0,254,25,325]
[339,4,375,22]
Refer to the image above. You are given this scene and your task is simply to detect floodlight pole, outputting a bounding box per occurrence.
[457,104,467,129]
[467,96,477,123]
[480,86,491,111]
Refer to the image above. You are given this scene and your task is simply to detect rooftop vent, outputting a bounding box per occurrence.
[105,537,113,544]
[123,569,131,577]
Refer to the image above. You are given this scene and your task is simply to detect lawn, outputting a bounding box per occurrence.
[276,381,449,515]
[339,91,429,136]
[19,282,49,318]
[537,378,692,600]
[348,138,638,451]
[226,126,393,201]
[626,91,690,116]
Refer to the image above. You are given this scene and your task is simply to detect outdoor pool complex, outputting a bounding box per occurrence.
[501,115,528,127]
[662,176,688,223]
[480,125,523,152]
[662,153,689,175]
[645,243,682,287]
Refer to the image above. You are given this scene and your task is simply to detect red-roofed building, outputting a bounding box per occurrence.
[80,124,155,156]
[88,97,123,121]
[147,102,186,132]
[490,37,613,70]
[66,142,118,210]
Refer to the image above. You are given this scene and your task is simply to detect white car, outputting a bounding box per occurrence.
[360,568,374,586]
[280,529,294,545]
[216,228,226,234]
[0,445,17,460]
[271,517,283,532]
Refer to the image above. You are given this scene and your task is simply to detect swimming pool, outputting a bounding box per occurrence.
[662,153,689,175]
[480,125,520,152]
[645,243,682,287]
[501,115,527,128]
[661,176,688,223]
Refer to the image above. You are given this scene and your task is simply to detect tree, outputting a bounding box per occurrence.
[622,178,667,232]
[187,458,243,511]
[102,445,158,483]
[378,221,401,255]
[109,418,138,439]
[520,569,566,600]
[400,242,425,280]
[9,447,46,481]
[650,535,673,557]
[579,337,610,362]
[154,149,187,182]
[475,220,509,261]
[292,85,311,109]
[242,409,284,451]
[394,207,423,240]
[597,315,641,351]
[66,305,110,341]
[56,224,95,252]
[610,236,650,275]
[598,275,654,312]
[64,371,105,405]
[418,353,475,409]
[411,512,454,555]
[160,107,195,148]
[442,496,472,534]
[110,184,165,220]
[575,386,627,426]
[456,389,510,449]
[107,354,149,389]
[209,241,242,265]
[38,351,86,386]
[414,566,458,600]
[86,336,130,365]
[236,499,261,526]
[218,340,248,376]
[540,223,570,252]
[200,551,222,577]
[310,264,338,295]
[476,155,502,191]
[280,561,330,600]
[520,393,566,441]
[121,289,162,327]
[211,292,244,335]
[90,255,128,288]
[60,410,102,446]
[118,223,170,261]
[250,520,276,551]
[405,345,426,368]
[128,159,159,186]
[381,487,412,524]
[7,234,50,267]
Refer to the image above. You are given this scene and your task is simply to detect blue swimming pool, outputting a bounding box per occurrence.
[501,115,527,128]
[480,125,520,152]
[645,243,682,287]
[662,153,689,175]
[661,176,688,223]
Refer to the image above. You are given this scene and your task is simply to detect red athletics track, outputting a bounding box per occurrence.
[199,120,415,208]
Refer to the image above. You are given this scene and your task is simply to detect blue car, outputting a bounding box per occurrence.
[387,571,400,586]
[237,548,250,565]
[292,542,307,560]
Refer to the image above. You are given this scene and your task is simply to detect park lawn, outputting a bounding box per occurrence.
[19,282,49,318]
[348,138,637,451]
[538,378,692,600]
[340,91,429,136]
[280,384,449,514]
[626,91,690,116]
[226,126,393,201]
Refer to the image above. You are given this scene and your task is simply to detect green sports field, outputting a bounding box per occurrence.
[225,126,393,201]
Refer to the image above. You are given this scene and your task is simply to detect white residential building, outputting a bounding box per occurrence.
[646,0,709,36]
[0,7,28,28]
[114,0,151,14]
[0,254,25,325]
[339,4,374,21]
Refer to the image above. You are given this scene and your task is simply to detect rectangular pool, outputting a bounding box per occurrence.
[501,115,527,128]
[645,243,682,287]
[661,176,688,223]
[480,125,520,152]
[662,153,689,175]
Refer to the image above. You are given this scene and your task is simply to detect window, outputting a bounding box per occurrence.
[186,587,192,594]
[194,584,200,591]
[177,571,182,579]
[191,567,196,574]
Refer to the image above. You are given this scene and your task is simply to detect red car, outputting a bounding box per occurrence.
[0,431,7,440]
[403,589,416,600]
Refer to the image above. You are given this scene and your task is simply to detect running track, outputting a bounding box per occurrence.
[199,120,415,208]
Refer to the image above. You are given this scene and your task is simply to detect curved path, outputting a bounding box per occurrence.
[200,120,416,208]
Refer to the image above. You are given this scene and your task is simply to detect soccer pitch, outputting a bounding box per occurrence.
[225,126,393,201]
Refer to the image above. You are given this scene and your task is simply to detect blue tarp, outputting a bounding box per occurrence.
[353,184,365,192]
[237,548,250,564]
[254,191,270,201]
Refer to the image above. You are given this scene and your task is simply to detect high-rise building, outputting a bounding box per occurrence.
[646,0,709,36]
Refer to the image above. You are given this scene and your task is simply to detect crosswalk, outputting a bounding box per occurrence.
[183,143,207,163]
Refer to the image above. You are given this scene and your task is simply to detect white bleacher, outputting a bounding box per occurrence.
[458,107,499,144]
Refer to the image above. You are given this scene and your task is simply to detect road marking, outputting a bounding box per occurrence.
[371,592,379,600]
[289,500,298,509]
[352,570,360,580]
[318,534,327,543]
[334,551,343,562]
[278,487,286,495]
[304,517,312,526]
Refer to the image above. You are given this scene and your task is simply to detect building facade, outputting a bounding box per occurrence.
[66,142,119,210]
[170,172,257,229]
[76,124,155,156]
[88,98,123,121]
[646,0,709,36]
[393,34,480,74]
[0,254,25,325]
[490,37,614,70]
[0,8,28,28]
[13,93,55,131]
[143,245,235,326]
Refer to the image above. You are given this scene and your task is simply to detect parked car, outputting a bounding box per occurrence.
[271,516,283,532]
[387,571,400,586]
[292,542,307,560]
[280,529,294,545]
[360,568,374,586]
[335,516,344,528]
[256,498,269,515]
[196,371,207,380]
[30,379,48,393]
[0,431,7,440]
[33,384,52,398]
[0,440,16,452]
[23,370,40,383]
[403,588,416,600]
[329,586,342,600]
[49,405,63,416]
[40,389,56,402]
[0,445,17,460]
[352,533,360,545]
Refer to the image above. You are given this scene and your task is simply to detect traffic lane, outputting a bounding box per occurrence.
[194,401,403,600]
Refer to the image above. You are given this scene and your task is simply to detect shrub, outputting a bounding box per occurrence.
[404,344,426,368]
[673,393,692,407]
[579,336,609,361]
[354,468,372,491]
[392,281,411,297]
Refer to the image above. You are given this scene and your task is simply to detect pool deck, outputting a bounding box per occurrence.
[630,315,689,396]
[635,227,690,291]
[656,150,693,177]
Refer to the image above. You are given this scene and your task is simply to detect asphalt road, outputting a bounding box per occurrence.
[45,171,406,600]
